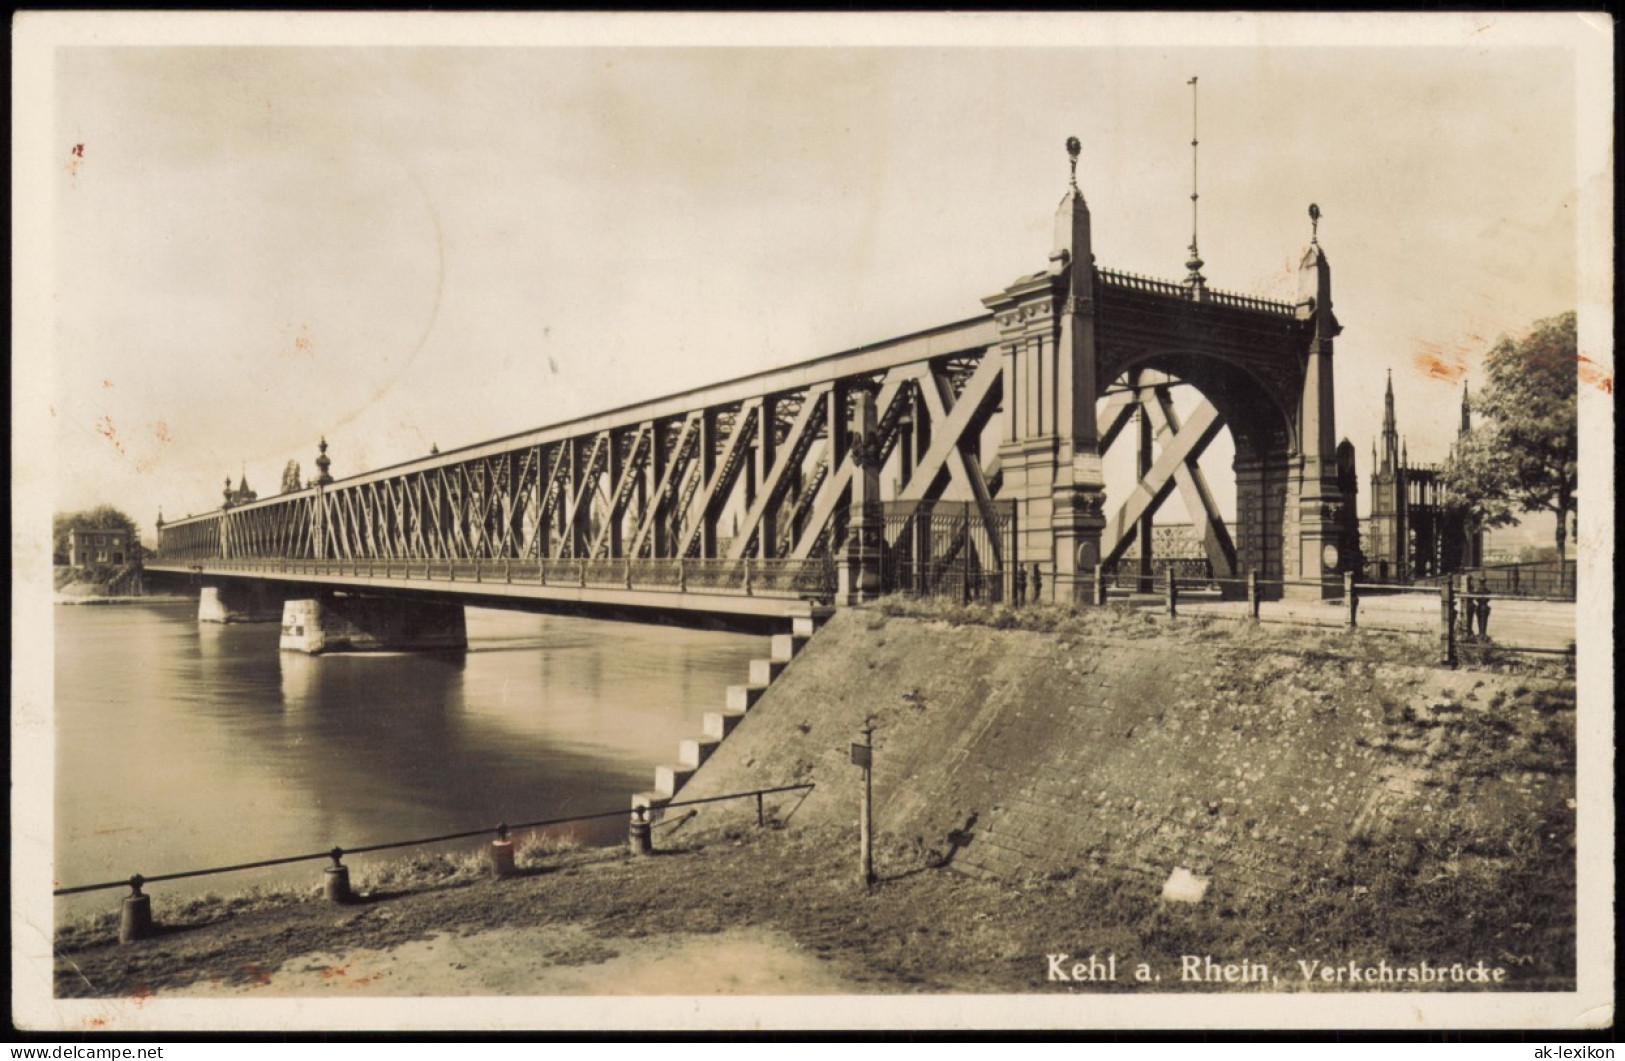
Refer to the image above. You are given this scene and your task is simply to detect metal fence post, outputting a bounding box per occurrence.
[490,824,516,878]
[629,807,653,856]
[1345,572,1358,628]
[1440,578,1458,667]
[118,876,153,944]
[324,847,354,903]
[1165,568,1178,617]
[1094,563,1107,607]
[1247,569,1260,620]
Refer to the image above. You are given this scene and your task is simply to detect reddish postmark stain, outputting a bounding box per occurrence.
[1502,327,1613,395]
[1576,353,1613,394]
[318,962,383,987]
[96,415,126,456]
[66,143,85,179]
[282,322,315,357]
[1412,340,1470,383]
[241,962,273,987]
[155,421,171,444]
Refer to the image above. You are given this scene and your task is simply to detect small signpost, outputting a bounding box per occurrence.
[852,720,875,889]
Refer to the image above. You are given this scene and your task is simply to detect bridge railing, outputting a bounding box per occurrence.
[153,555,838,602]
[1030,567,1574,669]
[1413,560,1576,601]
[1097,268,1297,317]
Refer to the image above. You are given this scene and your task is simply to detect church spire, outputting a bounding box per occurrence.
[1460,382,1472,437]
[1380,369,1399,475]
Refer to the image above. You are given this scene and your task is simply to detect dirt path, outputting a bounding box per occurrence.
[160,923,858,996]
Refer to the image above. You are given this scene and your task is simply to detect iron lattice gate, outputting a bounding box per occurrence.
[879,500,1015,603]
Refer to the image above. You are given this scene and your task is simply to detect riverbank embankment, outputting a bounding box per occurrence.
[51,600,1577,1000]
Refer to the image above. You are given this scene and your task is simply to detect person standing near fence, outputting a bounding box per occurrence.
[1471,575,1492,638]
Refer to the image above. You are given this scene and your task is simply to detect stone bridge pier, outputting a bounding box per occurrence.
[198,580,287,623]
[278,593,468,655]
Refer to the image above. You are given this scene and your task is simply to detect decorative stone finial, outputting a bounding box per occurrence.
[1065,136,1081,191]
[1309,202,1321,245]
[315,435,333,485]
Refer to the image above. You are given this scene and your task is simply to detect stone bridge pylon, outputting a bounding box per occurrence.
[986,139,1345,602]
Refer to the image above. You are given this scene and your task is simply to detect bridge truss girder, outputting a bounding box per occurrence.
[160,319,1014,577]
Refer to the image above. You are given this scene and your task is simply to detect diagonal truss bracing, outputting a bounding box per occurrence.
[1101,387,1233,574]
[158,319,1009,575]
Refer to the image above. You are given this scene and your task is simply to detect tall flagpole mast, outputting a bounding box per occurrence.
[1185,76,1206,295]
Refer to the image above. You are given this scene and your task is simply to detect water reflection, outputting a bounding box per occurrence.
[54,603,763,916]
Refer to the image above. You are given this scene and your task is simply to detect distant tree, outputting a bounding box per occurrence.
[1442,312,1578,569]
[53,504,141,565]
[280,460,303,494]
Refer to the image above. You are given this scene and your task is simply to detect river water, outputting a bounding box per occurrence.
[52,601,764,918]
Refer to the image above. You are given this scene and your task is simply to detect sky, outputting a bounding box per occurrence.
[21,13,1610,542]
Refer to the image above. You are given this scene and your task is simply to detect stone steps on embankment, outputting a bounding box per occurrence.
[633,607,830,815]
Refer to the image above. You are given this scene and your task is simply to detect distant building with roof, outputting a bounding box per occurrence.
[222,472,258,508]
[68,527,132,565]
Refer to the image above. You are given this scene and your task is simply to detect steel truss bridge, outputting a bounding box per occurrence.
[153,151,1347,622]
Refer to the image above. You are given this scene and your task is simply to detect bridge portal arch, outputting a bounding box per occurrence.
[987,149,1344,601]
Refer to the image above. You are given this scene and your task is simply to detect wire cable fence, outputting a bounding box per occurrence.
[59,782,814,943]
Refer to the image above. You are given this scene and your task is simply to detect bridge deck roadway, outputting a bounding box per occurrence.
[144,562,821,623]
